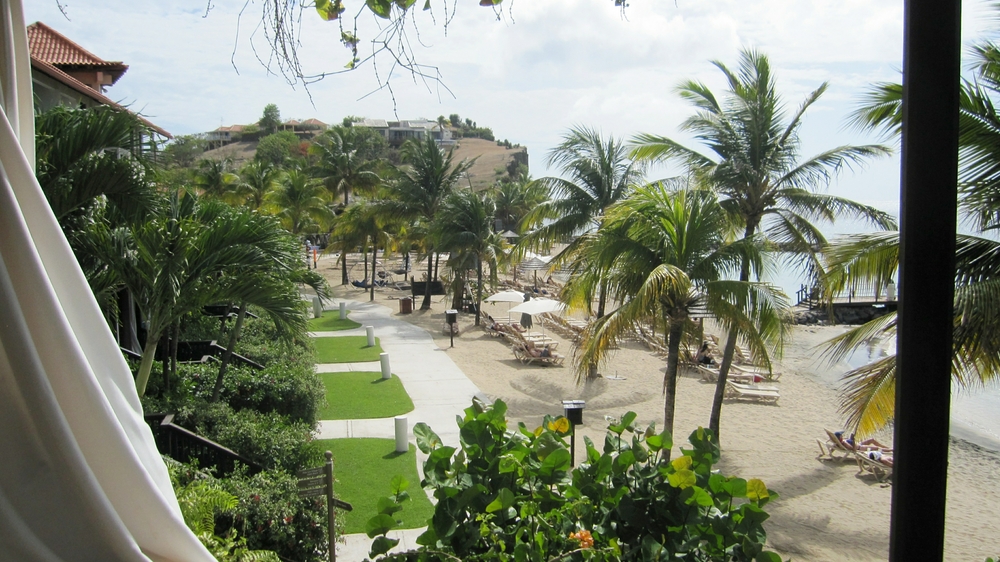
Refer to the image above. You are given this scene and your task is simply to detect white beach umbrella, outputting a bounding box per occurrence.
[508,298,565,335]
[509,298,566,315]
[485,289,528,323]
[485,290,526,303]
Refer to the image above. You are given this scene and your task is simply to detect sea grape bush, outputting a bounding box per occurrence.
[366,399,781,561]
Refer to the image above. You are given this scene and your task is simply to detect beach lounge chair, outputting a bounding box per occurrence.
[732,363,782,381]
[724,381,780,403]
[817,429,857,460]
[512,342,565,366]
[855,451,893,482]
[696,366,761,385]
[696,365,720,382]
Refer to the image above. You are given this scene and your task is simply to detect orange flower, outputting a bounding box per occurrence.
[569,529,594,549]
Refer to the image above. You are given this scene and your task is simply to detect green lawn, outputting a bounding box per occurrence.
[317,372,413,420]
[313,438,434,534]
[313,336,383,363]
[308,311,361,332]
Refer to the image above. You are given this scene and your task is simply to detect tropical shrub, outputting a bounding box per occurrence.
[215,362,324,425]
[170,460,335,561]
[220,467,336,561]
[168,462,280,561]
[366,399,781,562]
[174,402,321,472]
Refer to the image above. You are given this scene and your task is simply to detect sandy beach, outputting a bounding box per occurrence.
[317,256,1000,561]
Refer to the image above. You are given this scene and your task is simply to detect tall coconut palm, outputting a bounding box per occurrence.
[310,126,386,282]
[234,160,281,211]
[195,157,239,202]
[820,231,1000,435]
[435,189,504,325]
[490,173,548,233]
[568,184,787,446]
[379,137,474,309]
[631,49,894,439]
[820,35,1000,435]
[334,198,403,302]
[309,126,385,207]
[522,126,645,379]
[268,168,331,235]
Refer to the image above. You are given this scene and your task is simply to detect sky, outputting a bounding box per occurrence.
[26,0,995,223]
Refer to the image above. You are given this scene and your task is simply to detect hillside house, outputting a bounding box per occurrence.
[354,118,454,147]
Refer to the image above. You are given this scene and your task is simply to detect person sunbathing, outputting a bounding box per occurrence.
[867,449,894,467]
[835,431,892,452]
[524,341,553,358]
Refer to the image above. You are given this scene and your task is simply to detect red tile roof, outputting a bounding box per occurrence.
[31,57,172,139]
[27,22,127,83]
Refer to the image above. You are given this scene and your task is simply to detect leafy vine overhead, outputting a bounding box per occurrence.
[236,0,630,105]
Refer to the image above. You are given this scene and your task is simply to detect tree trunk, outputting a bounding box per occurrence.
[212,302,247,402]
[363,243,369,282]
[586,281,610,380]
[341,249,348,285]
[135,336,160,397]
[160,331,169,394]
[168,321,180,392]
[422,249,433,310]
[370,238,377,302]
[433,253,440,282]
[662,318,685,461]
[709,222,757,443]
[451,269,464,311]
[475,258,484,326]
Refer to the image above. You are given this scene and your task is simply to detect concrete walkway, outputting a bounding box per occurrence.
[311,298,486,561]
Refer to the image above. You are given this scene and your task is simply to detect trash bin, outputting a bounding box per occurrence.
[399,297,413,314]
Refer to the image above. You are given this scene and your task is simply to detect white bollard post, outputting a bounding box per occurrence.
[312,297,322,319]
[339,302,347,320]
[394,416,408,453]
[380,353,391,380]
[366,326,375,347]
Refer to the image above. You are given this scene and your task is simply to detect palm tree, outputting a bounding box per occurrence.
[35,104,158,228]
[568,184,787,446]
[820,231,1000,435]
[334,198,403,302]
[630,49,894,439]
[234,160,281,211]
[268,168,331,235]
[309,126,385,207]
[97,192,312,396]
[195,158,239,202]
[435,190,504,325]
[819,37,1000,435]
[490,174,548,233]
[522,126,645,379]
[379,137,474,310]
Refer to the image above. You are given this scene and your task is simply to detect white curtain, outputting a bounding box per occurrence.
[0,1,214,560]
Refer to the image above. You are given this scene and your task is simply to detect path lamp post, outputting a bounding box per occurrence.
[562,400,585,466]
[446,309,458,348]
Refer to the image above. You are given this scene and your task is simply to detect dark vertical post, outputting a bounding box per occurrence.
[325,451,336,562]
[891,1,961,560]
